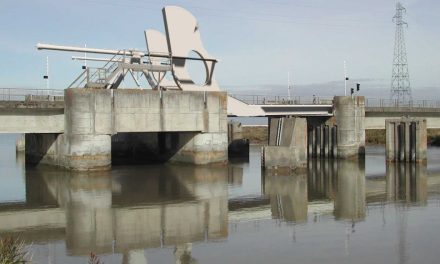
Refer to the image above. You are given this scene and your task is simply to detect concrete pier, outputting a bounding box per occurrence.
[261,117,307,171]
[25,88,228,170]
[385,118,427,163]
[334,96,365,159]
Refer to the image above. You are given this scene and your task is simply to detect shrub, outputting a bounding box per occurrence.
[0,237,31,264]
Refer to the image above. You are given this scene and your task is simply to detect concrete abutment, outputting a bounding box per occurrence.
[25,88,228,170]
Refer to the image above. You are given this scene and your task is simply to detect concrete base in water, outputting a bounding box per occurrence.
[385,118,427,163]
[25,88,228,170]
[261,117,307,171]
[25,133,111,171]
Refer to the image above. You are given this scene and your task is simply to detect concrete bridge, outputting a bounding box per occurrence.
[0,88,439,170]
[228,94,440,129]
[0,88,229,170]
[1,89,440,133]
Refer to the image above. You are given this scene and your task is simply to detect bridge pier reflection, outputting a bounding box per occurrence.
[4,164,234,259]
[386,163,427,204]
[334,160,366,221]
[263,170,308,223]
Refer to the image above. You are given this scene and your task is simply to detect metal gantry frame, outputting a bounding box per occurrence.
[36,6,220,92]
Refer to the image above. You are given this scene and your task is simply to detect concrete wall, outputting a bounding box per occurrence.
[0,108,63,133]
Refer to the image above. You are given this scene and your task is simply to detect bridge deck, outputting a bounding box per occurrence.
[0,89,440,131]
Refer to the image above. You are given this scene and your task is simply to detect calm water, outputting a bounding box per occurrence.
[1,134,440,264]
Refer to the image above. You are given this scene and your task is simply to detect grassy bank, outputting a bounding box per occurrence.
[242,125,268,145]
[243,125,440,146]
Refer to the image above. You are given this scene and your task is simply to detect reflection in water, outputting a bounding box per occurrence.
[11,164,235,263]
[307,159,337,201]
[334,160,366,221]
[262,159,367,223]
[307,159,366,222]
[386,163,428,204]
[263,170,308,222]
[384,163,428,264]
[0,140,438,264]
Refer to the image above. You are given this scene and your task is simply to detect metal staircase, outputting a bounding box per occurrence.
[67,50,172,89]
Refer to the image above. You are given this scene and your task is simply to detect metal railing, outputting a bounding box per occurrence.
[1,88,440,110]
[365,98,440,109]
[0,88,64,102]
[68,52,124,88]
[230,94,440,109]
[229,94,333,105]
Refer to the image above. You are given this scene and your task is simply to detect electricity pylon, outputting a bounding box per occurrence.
[390,2,412,105]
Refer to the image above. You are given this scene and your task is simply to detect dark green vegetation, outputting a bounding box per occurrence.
[0,237,30,264]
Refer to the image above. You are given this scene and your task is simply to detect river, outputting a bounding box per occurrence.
[0,134,440,264]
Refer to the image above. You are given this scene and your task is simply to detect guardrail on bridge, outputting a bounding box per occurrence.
[1,89,440,109]
[230,94,440,109]
[365,98,440,109]
[229,94,333,105]
[0,88,64,102]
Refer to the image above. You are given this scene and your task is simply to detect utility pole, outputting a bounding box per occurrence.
[344,60,348,96]
[391,2,412,105]
[43,56,49,89]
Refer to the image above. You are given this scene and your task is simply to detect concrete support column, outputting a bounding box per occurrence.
[334,96,365,159]
[323,125,329,158]
[315,126,321,158]
[307,127,314,158]
[331,126,338,158]
[64,89,113,170]
[169,92,228,165]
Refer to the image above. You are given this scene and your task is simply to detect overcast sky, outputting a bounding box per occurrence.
[0,0,439,99]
